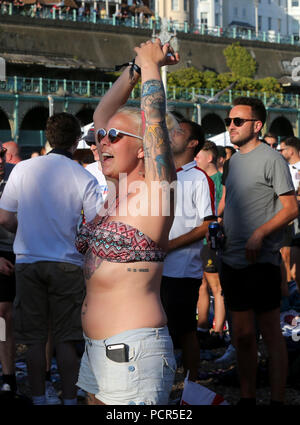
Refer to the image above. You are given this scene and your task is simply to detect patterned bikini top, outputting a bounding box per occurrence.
[75,214,166,263]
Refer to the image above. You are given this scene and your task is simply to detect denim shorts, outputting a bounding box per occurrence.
[76,326,176,405]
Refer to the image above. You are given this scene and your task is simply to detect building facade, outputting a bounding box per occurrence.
[152,0,191,25]
[150,0,300,35]
[194,0,223,28]
[193,0,289,35]
[287,0,300,36]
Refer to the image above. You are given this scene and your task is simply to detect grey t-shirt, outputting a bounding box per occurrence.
[222,142,294,269]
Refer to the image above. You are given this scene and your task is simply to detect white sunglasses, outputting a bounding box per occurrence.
[96,128,143,143]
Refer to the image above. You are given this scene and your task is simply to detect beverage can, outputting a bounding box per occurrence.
[208,221,222,250]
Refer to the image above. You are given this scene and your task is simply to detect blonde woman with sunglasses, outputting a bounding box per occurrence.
[76,39,180,405]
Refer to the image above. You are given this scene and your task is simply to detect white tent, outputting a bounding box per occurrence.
[77,122,94,149]
[208,131,233,147]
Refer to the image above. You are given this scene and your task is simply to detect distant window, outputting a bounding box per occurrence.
[200,12,208,26]
[234,7,238,17]
[215,13,220,26]
[268,17,272,30]
[184,0,188,11]
[171,0,179,11]
[258,15,262,31]
[242,8,246,18]
[292,20,299,32]
[292,0,299,6]
[278,18,281,32]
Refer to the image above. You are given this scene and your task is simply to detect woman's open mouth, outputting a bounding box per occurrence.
[102,152,114,162]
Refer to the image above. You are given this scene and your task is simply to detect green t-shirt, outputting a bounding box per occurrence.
[210,171,223,210]
[203,171,223,246]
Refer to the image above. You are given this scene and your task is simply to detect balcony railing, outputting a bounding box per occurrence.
[1,76,300,108]
[0,76,113,97]
[1,4,300,48]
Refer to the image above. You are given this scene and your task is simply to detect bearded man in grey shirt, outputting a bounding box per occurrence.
[220,97,298,406]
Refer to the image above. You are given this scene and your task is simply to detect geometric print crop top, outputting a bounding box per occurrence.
[75,214,167,263]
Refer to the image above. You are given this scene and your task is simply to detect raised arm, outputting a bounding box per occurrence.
[93,40,179,136]
[135,39,177,185]
[93,66,140,131]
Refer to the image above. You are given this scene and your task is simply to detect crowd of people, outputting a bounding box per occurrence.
[0,0,155,26]
[0,38,299,406]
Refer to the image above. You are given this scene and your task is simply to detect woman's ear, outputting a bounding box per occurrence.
[137,146,144,159]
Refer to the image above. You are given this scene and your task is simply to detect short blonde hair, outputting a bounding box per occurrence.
[117,106,179,139]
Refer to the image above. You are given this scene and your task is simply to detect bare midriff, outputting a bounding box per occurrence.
[81,258,167,340]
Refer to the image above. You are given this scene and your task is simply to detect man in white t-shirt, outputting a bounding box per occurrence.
[279,137,300,193]
[160,117,216,381]
[279,136,300,294]
[82,127,108,200]
[0,144,17,395]
[0,113,103,405]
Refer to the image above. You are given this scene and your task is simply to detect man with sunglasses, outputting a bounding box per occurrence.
[0,143,17,395]
[83,127,108,200]
[0,113,103,405]
[219,97,298,405]
[278,137,300,301]
[263,132,278,150]
[160,118,216,382]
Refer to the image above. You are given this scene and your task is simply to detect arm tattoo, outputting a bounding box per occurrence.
[141,79,176,183]
[83,249,104,281]
[142,79,163,97]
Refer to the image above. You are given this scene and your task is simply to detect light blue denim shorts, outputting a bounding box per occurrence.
[76,326,176,405]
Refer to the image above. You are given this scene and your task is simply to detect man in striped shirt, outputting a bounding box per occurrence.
[160,117,216,382]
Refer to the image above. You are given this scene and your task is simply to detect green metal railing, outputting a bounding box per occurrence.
[0,76,113,98]
[1,76,300,108]
[1,4,300,48]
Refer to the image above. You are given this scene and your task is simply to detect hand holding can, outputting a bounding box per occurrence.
[208,221,223,250]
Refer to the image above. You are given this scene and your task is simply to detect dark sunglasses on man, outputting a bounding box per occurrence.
[0,148,7,159]
[224,117,257,127]
[83,129,95,147]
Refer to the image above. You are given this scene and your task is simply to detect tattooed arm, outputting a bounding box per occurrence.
[134,39,177,185]
[94,40,179,138]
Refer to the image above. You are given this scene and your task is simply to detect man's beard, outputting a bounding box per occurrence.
[230,133,255,147]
